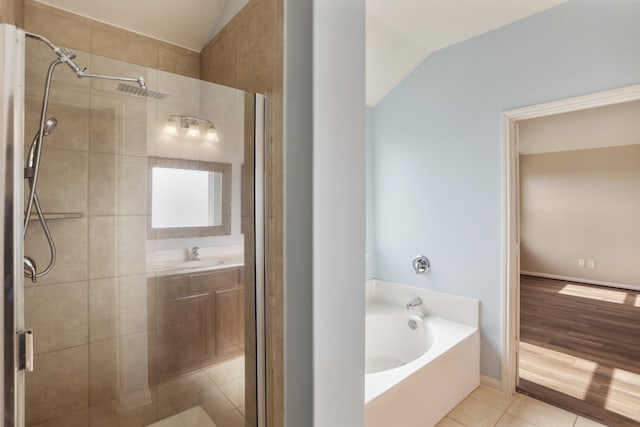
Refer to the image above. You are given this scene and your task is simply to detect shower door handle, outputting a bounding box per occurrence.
[17,329,34,372]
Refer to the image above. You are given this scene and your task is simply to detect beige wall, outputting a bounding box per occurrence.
[0,0,23,26]
[200,0,280,94]
[200,1,284,425]
[23,0,199,79]
[520,145,640,287]
[519,100,640,155]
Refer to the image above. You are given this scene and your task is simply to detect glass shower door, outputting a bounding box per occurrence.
[0,23,26,427]
[14,32,263,427]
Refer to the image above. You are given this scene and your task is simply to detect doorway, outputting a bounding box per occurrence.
[502,85,640,426]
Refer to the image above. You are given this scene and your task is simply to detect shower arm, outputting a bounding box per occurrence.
[24,31,146,89]
[76,71,146,89]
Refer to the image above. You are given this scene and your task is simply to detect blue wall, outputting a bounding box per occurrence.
[370,0,640,380]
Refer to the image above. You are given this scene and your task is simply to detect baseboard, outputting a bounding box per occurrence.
[520,271,640,292]
[480,375,504,393]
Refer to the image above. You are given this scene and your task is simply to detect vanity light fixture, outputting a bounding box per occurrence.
[205,126,219,142]
[163,117,179,136]
[187,122,200,137]
[163,115,220,142]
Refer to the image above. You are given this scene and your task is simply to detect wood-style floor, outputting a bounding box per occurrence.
[518,275,640,427]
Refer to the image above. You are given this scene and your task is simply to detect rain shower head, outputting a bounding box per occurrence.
[25,32,170,101]
[117,83,169,100]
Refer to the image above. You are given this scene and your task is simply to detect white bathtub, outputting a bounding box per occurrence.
[365,306,435,375]
[365,281,480,427]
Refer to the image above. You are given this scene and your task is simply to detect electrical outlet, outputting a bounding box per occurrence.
[578,259,586,268]
[588,259,596,269]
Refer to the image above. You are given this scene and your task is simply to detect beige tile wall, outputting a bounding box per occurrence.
[0,0,24,26]
[22,0,199,79]
[201,1,284,425]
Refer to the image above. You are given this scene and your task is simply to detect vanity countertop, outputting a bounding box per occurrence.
[146,254,244,277]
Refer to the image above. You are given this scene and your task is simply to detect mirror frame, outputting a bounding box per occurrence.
[147,157,232,239]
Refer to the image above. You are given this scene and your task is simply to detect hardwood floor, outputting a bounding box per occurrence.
[518,275,640,427]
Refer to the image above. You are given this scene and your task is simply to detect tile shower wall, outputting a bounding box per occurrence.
[23,35,246,426]
[22,0,199,79]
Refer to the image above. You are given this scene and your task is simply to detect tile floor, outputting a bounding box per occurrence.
[149,356,245,427]
[437,387,608,427]
[147,406,216,427]
[150,371,608,427]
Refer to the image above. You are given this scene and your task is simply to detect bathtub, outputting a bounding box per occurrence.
[365,280,480,427]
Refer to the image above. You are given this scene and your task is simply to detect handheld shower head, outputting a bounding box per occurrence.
[26,117,57,170]
[42,117,58,136]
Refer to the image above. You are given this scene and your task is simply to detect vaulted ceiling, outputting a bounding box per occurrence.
[366,0,568,106]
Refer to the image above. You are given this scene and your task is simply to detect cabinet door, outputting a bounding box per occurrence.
[214,287,245,356]
[154,275,210,380]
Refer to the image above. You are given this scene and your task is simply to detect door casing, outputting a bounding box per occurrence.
[501,83,640,395]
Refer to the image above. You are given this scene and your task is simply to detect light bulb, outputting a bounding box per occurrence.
[187,122,200,137]
[205,126,219,142]
[163,118,178,136]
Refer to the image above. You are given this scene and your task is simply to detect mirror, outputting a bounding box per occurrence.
[148,157,231,239]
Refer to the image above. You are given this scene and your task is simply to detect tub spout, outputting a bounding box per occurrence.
[406,297,423,310]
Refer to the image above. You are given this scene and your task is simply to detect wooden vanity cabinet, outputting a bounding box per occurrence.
[150,266,245,381]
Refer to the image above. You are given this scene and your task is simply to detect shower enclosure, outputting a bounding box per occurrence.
[1,24,265,427]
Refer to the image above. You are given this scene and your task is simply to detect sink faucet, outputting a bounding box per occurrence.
[406,297,423,310]
[188,246,200,261]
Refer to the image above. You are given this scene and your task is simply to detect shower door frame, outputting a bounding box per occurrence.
[1,24,26,427]
[254,93,267,427]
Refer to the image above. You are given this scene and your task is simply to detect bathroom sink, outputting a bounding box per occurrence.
[181,258,229,268]
[150,256,240,273]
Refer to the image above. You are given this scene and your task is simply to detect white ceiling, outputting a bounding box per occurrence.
[36,0,229,51]
[366,0,568,106]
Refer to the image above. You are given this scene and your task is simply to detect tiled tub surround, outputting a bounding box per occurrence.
[22,35,248,426]
[365,280,480,427]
